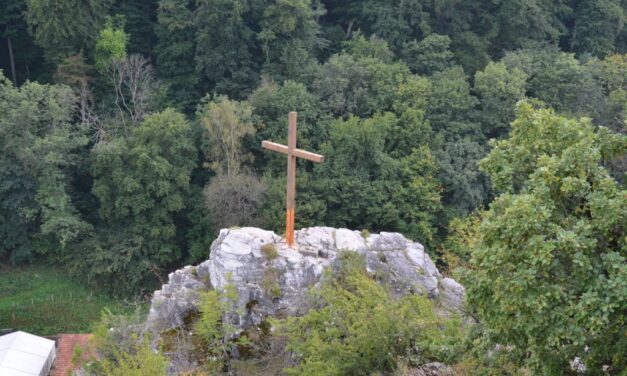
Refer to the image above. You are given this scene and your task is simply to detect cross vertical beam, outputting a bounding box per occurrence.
[286,112,297,246]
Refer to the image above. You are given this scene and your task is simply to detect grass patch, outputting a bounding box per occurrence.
[261,268,281,299]
[0,264,138,336]
[260,243,279,260]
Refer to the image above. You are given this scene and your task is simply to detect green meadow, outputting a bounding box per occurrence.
[0,265,139,336]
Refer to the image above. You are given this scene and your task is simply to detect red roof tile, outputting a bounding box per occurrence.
[50,334,95,376]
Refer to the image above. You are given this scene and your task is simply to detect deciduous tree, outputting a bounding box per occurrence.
[0,72,88,262]
[466,102,627,373]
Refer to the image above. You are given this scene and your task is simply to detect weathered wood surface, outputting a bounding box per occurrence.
[261,141,324,163]
[286,112,297,247]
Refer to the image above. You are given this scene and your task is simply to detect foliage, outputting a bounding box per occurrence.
[277,252,465,376]
[91,307,148,361]
[313,49,411,118]
[25,0,113,63]
[474,62,528,139]
[94,18,129,71]
[440,211,483,273]
[452,325,533,376]
[258,0,327,82]
[194,0,259,98]
[179,186,215,264]
[84,109,196,293]
[466,102,627,374]
[194,282,241,372]
[571,0,625,57]
[154,0,198,111]
[261,267,282,299]
[94,337,168,376]
[501,47,605,118]
[587,53,627,133]
[89,308,167,375]
[402,34,454,76]
[249,79,328,176]
[313,114,442,245]
[0,72,89,263]
[197,95,255,176]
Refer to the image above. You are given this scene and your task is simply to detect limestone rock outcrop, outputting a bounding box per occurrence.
[147,227,465,336]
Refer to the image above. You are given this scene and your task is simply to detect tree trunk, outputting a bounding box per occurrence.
[570,20,577,51]
[5,25,16,84]
[346,19,355,38]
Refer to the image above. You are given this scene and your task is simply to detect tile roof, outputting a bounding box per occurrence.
[50,334,95,376]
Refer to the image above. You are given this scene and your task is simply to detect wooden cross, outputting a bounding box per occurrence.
[261,112,325,247]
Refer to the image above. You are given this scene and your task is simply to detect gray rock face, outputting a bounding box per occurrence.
[147,227,465,336]
[147,265,208,332]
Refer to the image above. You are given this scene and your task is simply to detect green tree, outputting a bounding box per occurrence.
[587,53,627,133]
[112,0,158,57]
[197,96,255,176]
[194,0,259,97]
[0,72,88,263]
[94,18,129,71]
[55,52,93,125]
[342,32,394,62]
[198,96,267,230]
[466,102,627,373]
[258,0,327,82]
[321,0,431,53]
[501,47,605,118]
[474,61,528,139]
[314,113,442,244]
[402,34,454,76]
[95,338,168,376]
[0,0,29,84]
[490,0,568,51]
[25,0,113,63]
[571,0,625,57]
[85,109,196,292]
[155,0,199,111]
[427,66,479,141]
[435,139,490,219]
[312,47,411,118]
[388,75,432,158]
[426,67,488,219]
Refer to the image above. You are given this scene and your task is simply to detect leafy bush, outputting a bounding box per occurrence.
[194,280,242,373]
[93,337,168,376]
[87,307,166,376]
[276,252,465,376]
[91,307,148,361]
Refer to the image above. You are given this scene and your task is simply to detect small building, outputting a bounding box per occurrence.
[0,331,56,376]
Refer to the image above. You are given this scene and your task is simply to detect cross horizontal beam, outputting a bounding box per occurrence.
[261,140,325,163]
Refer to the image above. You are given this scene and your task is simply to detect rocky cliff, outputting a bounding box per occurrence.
[146,227,465,337]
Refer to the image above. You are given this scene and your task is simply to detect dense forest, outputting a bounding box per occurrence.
[1,0,626,374]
